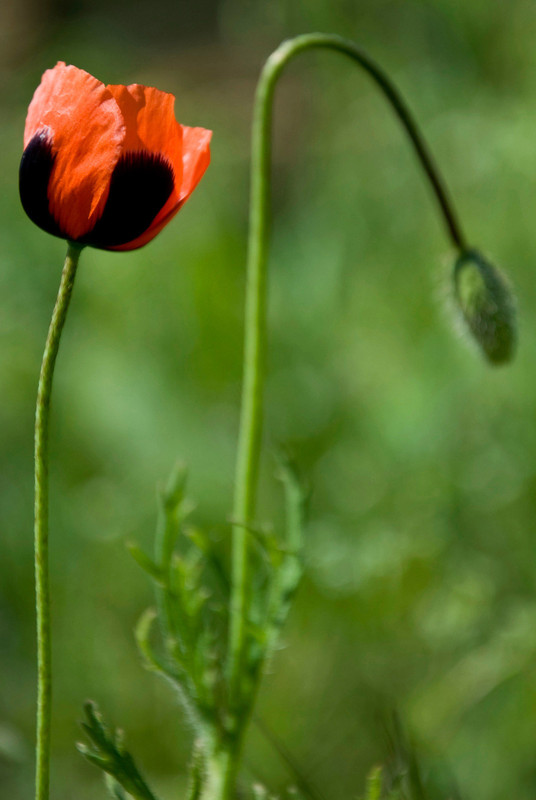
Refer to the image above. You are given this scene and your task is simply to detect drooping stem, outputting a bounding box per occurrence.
[229,33,469,715]
[34,242,82,800]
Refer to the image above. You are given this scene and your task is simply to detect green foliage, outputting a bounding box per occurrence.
[130,465,227,726]
[77,702,160,800]
[122,455,305,794]
[239,457,306,708]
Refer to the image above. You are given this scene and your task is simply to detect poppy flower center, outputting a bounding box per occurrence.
[19,130,63,239]
[20,132,176,250]
[83,151,175,249]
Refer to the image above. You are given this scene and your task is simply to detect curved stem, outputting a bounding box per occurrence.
[34,242,82,800]
[229,33,469,707]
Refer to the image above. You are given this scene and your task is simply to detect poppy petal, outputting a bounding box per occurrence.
[103,98,212,250]
[178,125,212,203]
[109,124,212,251]
[107,83,184,190]
[24,62,125,240]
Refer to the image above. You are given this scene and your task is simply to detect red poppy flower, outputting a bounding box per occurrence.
[20,62,212,251]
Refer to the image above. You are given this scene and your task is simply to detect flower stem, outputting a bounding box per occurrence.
[34,242,82,800]
[229,31,468,723]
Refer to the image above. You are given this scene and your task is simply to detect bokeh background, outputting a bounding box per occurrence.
[2,0,536,798]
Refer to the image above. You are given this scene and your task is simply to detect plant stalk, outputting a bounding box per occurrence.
[229,30,469,756]
[34,242,82,800]
[198,732,239,800]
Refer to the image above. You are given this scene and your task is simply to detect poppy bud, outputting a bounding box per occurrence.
[453,249,516,364]
[19,62,212,251]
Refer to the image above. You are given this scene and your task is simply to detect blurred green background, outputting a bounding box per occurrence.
[2,0,536,798]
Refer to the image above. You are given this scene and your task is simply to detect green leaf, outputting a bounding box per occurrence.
[77,702,160,800]
[162,462,189,512]
[127,543,164,584]
[156,463,193,571]
[135,608,171,673]
[264,457,306,650]
[105,774,129,800]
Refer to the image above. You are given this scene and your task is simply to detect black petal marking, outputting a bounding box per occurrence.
[19,131,64,239]
[82,151,175,249]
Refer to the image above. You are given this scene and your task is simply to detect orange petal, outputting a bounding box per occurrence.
[110,124,212,251]
[107,84,183,190]
[24,62,125,240]
[178,125,212,203]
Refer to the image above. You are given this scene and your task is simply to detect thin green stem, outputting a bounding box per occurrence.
[229,32,469,718]
[34,242,82,800]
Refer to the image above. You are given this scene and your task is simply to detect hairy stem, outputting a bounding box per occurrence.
[229,30,468,745]
[34,242,82,800]
[199,735,239,800]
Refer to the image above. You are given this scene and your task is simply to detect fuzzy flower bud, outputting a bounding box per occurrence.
[453,249,516,365]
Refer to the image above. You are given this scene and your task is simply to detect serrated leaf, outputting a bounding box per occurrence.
[156,464,193,570]
[78,702,160,800]
[261,459,306,655]
[162,462,188,510]
[135,608,183,679]
[135,608,203,719]
[128,543,164,584]
[105,774,129,800]
[277,455,307,553]
[78,748,109,770]
[82,702,109,750]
